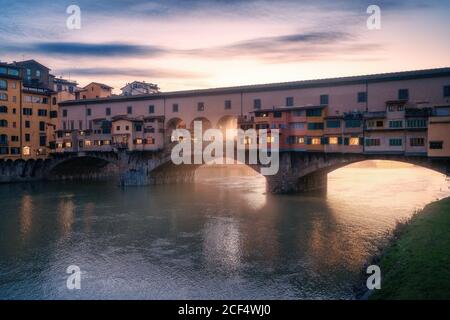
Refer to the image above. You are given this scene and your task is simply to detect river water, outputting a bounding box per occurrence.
[0,161,449,299]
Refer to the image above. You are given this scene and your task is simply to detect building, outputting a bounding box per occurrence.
[56,67,450,157]
[121,81,160,96]
[75,82,113,100]
[428,105,450,157]
[0,60,80,159]
[0,63,22,158]
[13,59,52,89]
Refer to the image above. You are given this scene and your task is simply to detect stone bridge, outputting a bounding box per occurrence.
[1,146,449,194]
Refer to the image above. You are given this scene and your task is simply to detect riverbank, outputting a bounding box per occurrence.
[363,197,450,300]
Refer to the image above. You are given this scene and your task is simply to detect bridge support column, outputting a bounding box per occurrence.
[266,170,327,194]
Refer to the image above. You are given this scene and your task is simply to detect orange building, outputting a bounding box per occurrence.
[0,63,22,159]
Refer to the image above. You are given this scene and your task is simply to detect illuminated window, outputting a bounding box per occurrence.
[329,137,338,145]
[297,137,305,144]
[349,137,360,146]
[85,140,92,146]
[57,143,63,148]
[65,142,72,148]
[311,137,321,145]
[103,140,110,145]
[135,138,143,145]
[23,146,31,156]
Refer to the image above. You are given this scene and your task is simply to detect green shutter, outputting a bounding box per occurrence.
[338,137,343,145]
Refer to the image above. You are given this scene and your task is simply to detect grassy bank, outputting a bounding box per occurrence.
[369,197,450,300]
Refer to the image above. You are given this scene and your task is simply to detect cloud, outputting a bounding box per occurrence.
[181,31,381,62]
[0,30,379,63]
[0,42,165,57]
[56,67,206,79]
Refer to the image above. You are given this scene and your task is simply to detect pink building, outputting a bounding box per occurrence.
[56,68,450,156]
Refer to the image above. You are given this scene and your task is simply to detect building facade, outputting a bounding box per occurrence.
[0,60,68,159]
[57,68,450,158]
[120,81,160,96]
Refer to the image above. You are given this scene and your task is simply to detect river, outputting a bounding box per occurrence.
[0,161,449,299]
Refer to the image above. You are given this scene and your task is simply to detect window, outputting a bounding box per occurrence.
[85,140,92,147]
[149,105,154,113]
[286,97,294,106]
[23,146,31,156]
[389,138,403,146]
[70,120,74,130]
[0,147,8,154]
[39,135,46,147]
[273,111,282,118]
[306,108,322,117]
[135,124,142,132]
[410,138,425,146]
[11,136,19,142]
[329,137,339,145]
[11,147,20,155]
[87,108,91,116]
[62,109,67,117]
[349,137,360,146]
[345,119,361,128]
[135,138,143,145]
[42,97,48,104]
[326,119,341,128]
[12,96,16,102]
[406,119,427,128]
[116,126,120,130]
[307,122,324,130]
[376,120,384,127]
[39,121,45,131]
[106,107,111,116]
[398,89,409,100]
[293,110,303,117]
[52,97,57,105]
[38,109,47,116]
[126,125,130,131]
[23,108,32,116]
[0,134,7,144]
[365,138,381,146]
[320,94,329,105]
[444,85,450,98]
[290,122,305,129]
[429,141,443,149]
[26,68,31,76]
[0,106,7,113]
[389,120,403,128]
[78,120,83,130]
[387,105,395,112]
[127,106,133,114]
[0,93,7,101]
[197,102,205,111]
[25,134,30,142]
[311,137,321,145]
[357,92,367,103]
[36,70,41,77]
[172,104,179,112]
[0,80,7,90]
[224,100,231,109]
[25,121,30,128]
[253,99,261,110]
[50,111,57,118]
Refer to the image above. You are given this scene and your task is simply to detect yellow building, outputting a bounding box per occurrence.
[428,106,450,157]
[0,63,22,159]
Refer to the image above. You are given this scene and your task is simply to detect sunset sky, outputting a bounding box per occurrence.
[1,0,449,93]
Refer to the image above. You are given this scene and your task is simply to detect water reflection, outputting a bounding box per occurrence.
[0,161,449,299]
[19,194,33,240]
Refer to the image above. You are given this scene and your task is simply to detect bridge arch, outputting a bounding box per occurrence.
[166,117,186,143]
[47,154,119,181]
